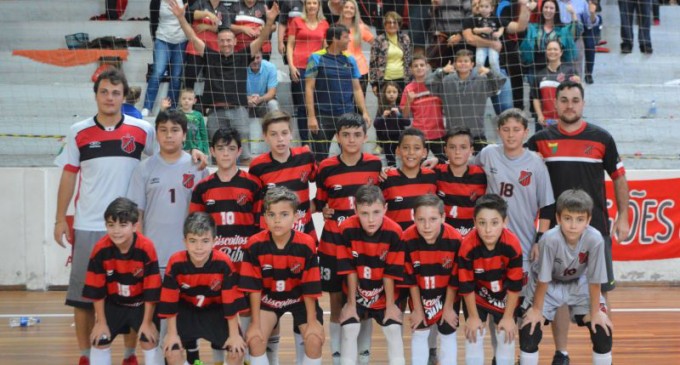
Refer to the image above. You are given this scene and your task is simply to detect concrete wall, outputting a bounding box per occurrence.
[3,167,680,290]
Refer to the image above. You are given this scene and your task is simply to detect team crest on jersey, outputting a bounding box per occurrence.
[290,262,302,274]
[379,250,388,261]
[548,142,559,154]
[183,174,195,189]
[210,278,222,291]
[300,170,310,183]
[121,134,136,154]
[132,266,144,278]
[237,193,249,206]
[367,177,375,185]
[578,251,589,264]
[584,145,594,156]
[556,73,566,82]
[470,191,479,201]
[519,170,533,187]
[442,256,453,269]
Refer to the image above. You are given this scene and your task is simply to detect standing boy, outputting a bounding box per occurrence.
[433,127,487,236]
[426,49,505,152]
[475,108,554,271]
[249,110,318,237]
[336,185,406,365]
[239,187,325,365]
[458,194,523,365]
[160,212,248,365]
[402,194,462,365]
[83,197,162,365]
[519,189,613,365]
[314,113,382,364]
[380,128,438,231]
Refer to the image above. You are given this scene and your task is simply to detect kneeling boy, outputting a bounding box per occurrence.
[519,189,613,365]
[159,212,248,365]
[239,186,324,365]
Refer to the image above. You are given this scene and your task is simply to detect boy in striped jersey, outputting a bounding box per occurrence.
[315,113,382,364]
[380,128,438,231]
[83,197,162,365]
[402,194,462,365]
[240,187,324,365]
[160,212,248,365]
[337,185,406,365]
[458,194,523,365]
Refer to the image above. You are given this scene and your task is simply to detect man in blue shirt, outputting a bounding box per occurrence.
[247,51,280,117]
[304,24,371,162]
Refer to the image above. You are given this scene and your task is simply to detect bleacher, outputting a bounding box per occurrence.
[0,0,678,168]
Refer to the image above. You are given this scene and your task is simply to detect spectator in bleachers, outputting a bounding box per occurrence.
[247,50,280,118]
[373,81,411,166]
[277,0,304,64]
[531,39,580,130]
[144,0,188,117]
[427,0,472,69]
[305,24,371,161]
[122,86,143,119]
[555,0,598,81]
[183,0,232,111]
[618,0,653,54]
[287,0,329,146]
[426,49,505,152]
[470,0,505,76]
[168,0,280,165]
[408,0,434,53]
[520,0,582,80]
[230,0,274,59]
[369,11,412,96]
[323,0,343,24]
[337,0,375,93]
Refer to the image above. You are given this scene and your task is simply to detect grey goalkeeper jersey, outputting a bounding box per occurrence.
[535,225,608,284]
[475,145,555,264]
[127,152,209,266]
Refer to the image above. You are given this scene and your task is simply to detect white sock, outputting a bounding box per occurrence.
[294,332,305,365]
[494,330,516,365]
[143,347,162,365]
[302,354,322,365]
[593,351,612,365]
[212,349,225,364]
[330,321,342,365]
[382,324,405,365]
[340,322,361,365]
[249,353,269,365]
[520,351,539,365]
[241,316,252,363]
[357,319,373,364]
[266,334,280,365]
[90,347,112,365]
[464,328,486,365]
[439,330,457,365]
[410,328,431,365]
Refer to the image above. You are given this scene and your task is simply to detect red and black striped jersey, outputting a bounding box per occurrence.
[190,170,262,265]
[401,223,462,324]
[158,250,246,319]
[315,153,382,224]
[434,164,487,236]
[526,122,625,236]
[380,168,438,230]
[458,228,523,315]
[249,146,317,235]
[337,215,405,310]
[83,233,161,306]
[239,230,322,310]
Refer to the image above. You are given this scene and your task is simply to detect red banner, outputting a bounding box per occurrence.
[607,177,680,261]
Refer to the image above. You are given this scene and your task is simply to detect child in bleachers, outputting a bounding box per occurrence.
[373,81,411,166]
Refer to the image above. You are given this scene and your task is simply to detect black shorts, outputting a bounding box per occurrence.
[99,300,159,345]
[262,301,324,330]
[319,224,344,293]
[461,300,516,325]
[176,303,234,348]
[413,299,461,335]
[341,305,402,327]
[602,236,615,292]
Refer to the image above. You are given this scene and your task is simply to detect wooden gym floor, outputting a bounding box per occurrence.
[1,286,679,364]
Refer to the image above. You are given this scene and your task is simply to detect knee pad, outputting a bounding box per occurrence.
[519,324,543,353]
[589,325,613,354]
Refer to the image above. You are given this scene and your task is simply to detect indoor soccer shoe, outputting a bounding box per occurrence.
[551,351,570,365]
[78,356,90,365]
[122,354,138,365]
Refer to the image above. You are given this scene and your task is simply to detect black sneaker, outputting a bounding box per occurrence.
[585,74,594,84]
[491,357,496,365]
[551,351,570,365]
[641,45,654,54]
[621,43,633,54]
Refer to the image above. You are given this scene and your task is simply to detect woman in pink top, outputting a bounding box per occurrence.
[337,0,375,93]
[286,0,329,145]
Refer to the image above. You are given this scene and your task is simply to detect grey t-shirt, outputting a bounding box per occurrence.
[127,152,208,266]
[475,145,555,264]
[535,225,608,284]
